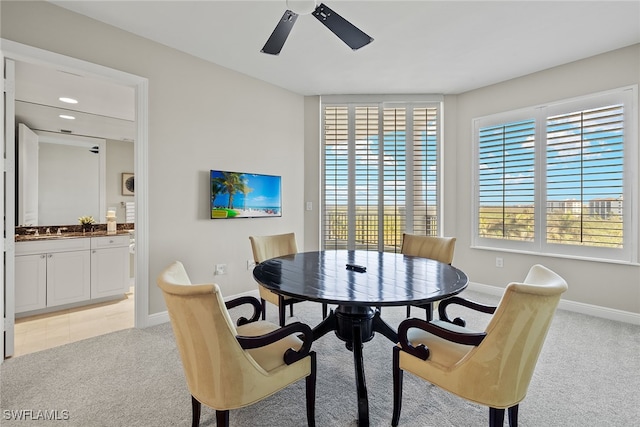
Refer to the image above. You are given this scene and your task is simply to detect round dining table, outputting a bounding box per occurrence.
[252,249,468,427]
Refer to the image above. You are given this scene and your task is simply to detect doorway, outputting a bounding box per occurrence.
[2,39,149,361]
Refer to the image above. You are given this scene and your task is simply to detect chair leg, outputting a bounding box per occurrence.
[306,352,317,427]
[322,303,328,319]
[260,298,266,321]
[290,302,294,317]
[489,407,505,427]
[391,346,403,426]
[215,410,229,427]
[425,302,433,321]
[191,396,201,427]
[508,405,519,427]
[278,296,286,327]
[406,305,411,317]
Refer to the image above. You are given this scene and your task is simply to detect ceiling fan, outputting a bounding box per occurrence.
[261,0,373,55]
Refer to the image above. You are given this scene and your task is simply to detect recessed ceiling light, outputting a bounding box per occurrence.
[59,114,76,120]
[59,97,78,104]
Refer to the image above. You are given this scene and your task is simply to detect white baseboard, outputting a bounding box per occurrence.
[146,310,169,327]
[144,289,261,328]
[468,282,640,325]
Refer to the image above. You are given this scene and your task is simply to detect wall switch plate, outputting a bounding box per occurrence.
[306,201,313,211]
[495,257,504,268]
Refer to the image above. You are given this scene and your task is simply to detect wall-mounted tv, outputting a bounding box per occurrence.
[210,170,282,219]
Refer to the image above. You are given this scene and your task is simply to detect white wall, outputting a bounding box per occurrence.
[1,1,305,315]
[453,45,640,313]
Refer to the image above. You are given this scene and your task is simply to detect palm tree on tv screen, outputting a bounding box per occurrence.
[221,172,249,209]
[211,179,225,207]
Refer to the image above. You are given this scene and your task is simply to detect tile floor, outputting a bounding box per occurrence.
[12,288,134,358]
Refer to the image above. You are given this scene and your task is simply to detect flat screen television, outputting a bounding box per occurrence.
[210,170,282,219]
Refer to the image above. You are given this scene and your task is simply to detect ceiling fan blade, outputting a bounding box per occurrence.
[312,3,373,50]
[261,10,299,55]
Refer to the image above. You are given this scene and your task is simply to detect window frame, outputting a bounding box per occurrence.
[472,86,638,264]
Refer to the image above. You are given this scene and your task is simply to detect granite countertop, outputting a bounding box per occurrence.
[15,224,134,242]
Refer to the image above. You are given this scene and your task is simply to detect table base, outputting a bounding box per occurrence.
[312,305,398,427]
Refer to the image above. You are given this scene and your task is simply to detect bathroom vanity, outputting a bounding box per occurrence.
[15,233,131,315]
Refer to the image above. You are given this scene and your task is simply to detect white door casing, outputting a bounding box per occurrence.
[1,39,149,362]
[3,57,17,359]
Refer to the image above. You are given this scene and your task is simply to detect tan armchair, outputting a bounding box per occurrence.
[249,233,304,326]
[392,264,567,427]
[401,233,457,318]
[157,261,316,427]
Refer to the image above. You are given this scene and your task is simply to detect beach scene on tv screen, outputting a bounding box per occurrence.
[211,171,282,218]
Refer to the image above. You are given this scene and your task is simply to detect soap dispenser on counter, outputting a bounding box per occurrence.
[107,208,117,235]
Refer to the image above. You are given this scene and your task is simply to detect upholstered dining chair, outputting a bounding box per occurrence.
[157,261,317,427]
[401,233,457,318]
[392,264,567,427]
[249,232,307,326]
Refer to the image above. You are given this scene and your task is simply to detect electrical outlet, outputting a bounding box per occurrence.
[495,257,504,268]
[214,263,227,275]
[247,259,256,270]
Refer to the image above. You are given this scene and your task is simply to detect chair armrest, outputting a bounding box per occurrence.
[397,318,486,361]
[225,296,262,326]
[438,296,496,327]
[236,321,313,365]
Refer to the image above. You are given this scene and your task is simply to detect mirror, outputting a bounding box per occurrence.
[17,125,106,226]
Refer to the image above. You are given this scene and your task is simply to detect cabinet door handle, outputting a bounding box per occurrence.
[47,254,53,258]
[41,254,46,259]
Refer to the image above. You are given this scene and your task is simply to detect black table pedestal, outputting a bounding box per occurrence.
[311,305,399,427]
[252,251,469,427]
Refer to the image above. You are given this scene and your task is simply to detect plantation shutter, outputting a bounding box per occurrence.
[322,101,441,252]
[323,106,349,250]
[546,104,624,248]
[477,119,536,241]
[353,106,380,250]
[412,107,439,237]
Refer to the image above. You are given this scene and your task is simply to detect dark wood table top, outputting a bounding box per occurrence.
[252,250,468,307]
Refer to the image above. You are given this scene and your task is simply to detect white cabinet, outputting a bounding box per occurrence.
[15,238,91,312]
[91,235,130,299]
[47,250,91,307]
[15,235,128,314]
[14,253,47,312]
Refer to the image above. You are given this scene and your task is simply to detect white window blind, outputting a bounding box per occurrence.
[478,119,536,241]
[473,86,637,263]
[546,104,625,248]
[323,101,441,252]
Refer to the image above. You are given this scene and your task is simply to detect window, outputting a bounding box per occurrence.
[322,97,442,252]
[473,87,638,263]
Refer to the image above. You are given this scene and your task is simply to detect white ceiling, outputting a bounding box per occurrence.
[15,1,640,140]
[14,61,136,141]
[49,0,640,96]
